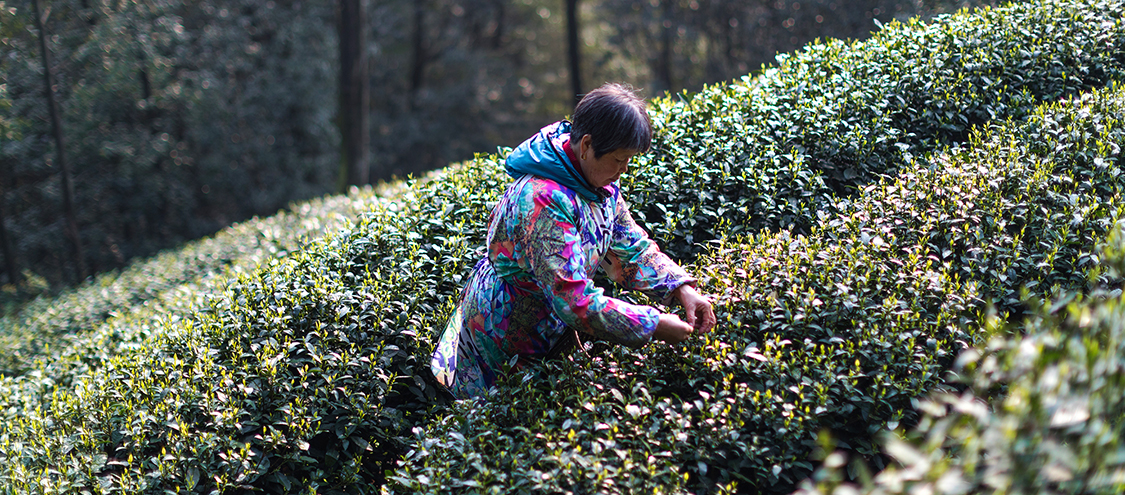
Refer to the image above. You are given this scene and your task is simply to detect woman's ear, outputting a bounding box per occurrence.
[579,134,593,161]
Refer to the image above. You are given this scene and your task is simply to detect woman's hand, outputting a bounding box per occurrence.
[674,284,716,333]
[654,285,716,344]
[653,314,693,344]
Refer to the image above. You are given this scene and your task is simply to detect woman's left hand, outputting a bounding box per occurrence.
[674,284,716,333]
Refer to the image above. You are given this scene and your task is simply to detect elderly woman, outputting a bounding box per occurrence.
[431,83,716,399]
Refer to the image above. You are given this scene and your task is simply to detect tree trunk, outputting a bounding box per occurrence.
[492,0,505,49]
[32,0,87,282]
[131,19,157,135]
[565,0,582,103]
[410,2,426,100]
[337,0,370,189]
[0,185,20,285]
[655,0,674,95]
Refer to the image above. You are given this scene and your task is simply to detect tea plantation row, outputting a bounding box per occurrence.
[0,163,508,492]
[1,0,1124,493]
[798,221,1125,495]
[0,185,397,378]
[388,82,1125,494]
[0,185,395,479]
[627,0,1124,261]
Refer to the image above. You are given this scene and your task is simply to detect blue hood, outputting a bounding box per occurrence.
[505,120,608,202]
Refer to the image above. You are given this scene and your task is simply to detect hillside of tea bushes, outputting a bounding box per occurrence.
[628,0,1125,261]
[797,221,1125,495]
[2,0,1124,493]
[0,185,399,376]
[392,83,1125,494]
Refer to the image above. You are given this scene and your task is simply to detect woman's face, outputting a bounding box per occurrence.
[573,134,638,188]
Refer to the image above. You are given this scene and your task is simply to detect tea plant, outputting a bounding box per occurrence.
[2,1,1125,493]
[0,186,390,378]
[387,83,1125,494]
[0,186,401,446]
[0,159,506,492]
[625,0,1125,261]
[797,221,1125,495]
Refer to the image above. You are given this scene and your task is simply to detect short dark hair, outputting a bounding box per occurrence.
[570,83,652,159]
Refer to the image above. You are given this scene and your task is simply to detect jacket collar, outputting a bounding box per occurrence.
[504,120,609,202]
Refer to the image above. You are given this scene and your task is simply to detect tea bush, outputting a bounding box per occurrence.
[626,0,1125,261]
[0,161,507,492]
[0,187,389,379]
[387,83,1125,493]
[796,221,1125,495]
[3,1,1125,493]
[0,185,397,488]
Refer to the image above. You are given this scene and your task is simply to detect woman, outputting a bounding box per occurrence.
[431,83,716,399]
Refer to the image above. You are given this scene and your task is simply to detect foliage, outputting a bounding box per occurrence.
[1,1,1124,493]
[796,220,1125,495]
[0,0,995,292]
[0,185,395,493]
[0,161,503,492]
[625,0,1125,262]
[386,79,1125,495]
[0,0,340,286]
[594,0,937,95]
[0,185,389,382]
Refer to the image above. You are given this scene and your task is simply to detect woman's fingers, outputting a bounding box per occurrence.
[698,298,716,332]
[655,313,693,343]
[702,306,716,332]
[659,285,718,342]
[680,288,716,332]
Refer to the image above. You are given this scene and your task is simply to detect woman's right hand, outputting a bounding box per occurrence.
[653,313,693,344]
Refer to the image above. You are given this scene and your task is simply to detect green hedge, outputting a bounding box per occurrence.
[627,0,1125,261]
[797,221,1125,495]
[0,186,390,488]
[2,1,1125,493]
[0,163,504,492]
[387,83,1125,493]
[0,185,395,382]
[0,187,387,377]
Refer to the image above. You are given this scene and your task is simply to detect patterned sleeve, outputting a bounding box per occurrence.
[601,194,696,304]
[522,187,660,348]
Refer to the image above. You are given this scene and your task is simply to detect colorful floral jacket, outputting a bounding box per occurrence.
[430,121,694,399]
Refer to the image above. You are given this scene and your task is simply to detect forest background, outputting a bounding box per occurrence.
[0,0,994,310]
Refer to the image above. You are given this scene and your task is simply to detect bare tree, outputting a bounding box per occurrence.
[338,0,371,189]
[32,0,86,282]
